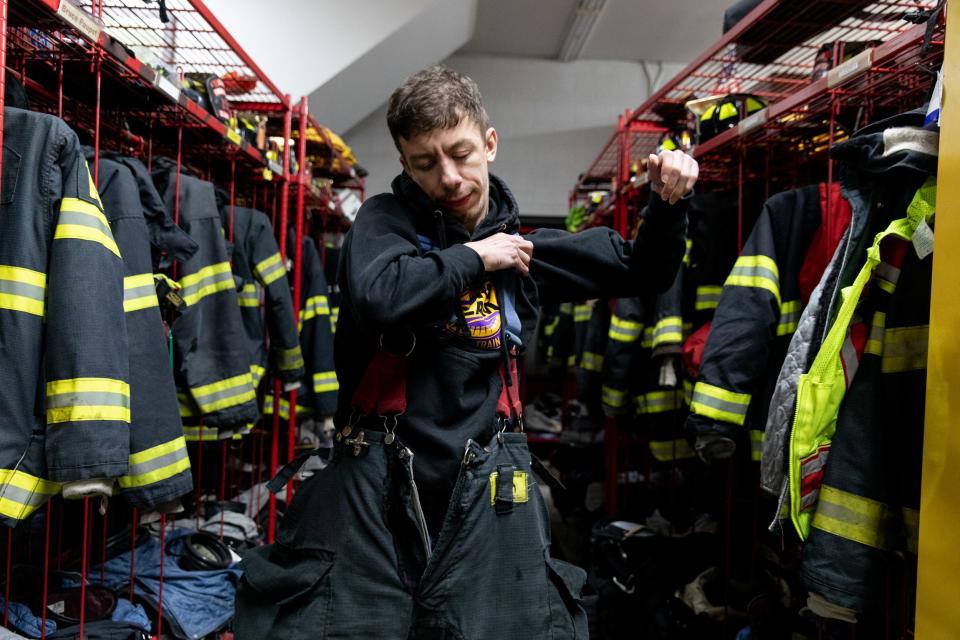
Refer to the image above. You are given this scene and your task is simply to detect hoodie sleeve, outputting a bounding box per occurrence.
[526,193,688,305]
[345,194,485,331]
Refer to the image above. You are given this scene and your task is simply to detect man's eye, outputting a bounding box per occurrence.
[415,162,435,171]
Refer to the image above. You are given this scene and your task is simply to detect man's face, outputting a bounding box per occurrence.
[398,116,498,232]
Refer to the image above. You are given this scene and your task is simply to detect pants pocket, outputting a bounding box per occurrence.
[235,543,335,640]
[546,558,589,640]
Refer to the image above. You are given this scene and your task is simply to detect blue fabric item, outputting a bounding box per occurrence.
[0,598,56,637]
[96,529,241,640]
[111,599,149,630]
[736,627,753,640]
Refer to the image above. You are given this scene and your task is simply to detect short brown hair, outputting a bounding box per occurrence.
[386,65,490,150]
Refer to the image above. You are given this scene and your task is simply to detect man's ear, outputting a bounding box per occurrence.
[399,153,409,174]
[485,127,498,163]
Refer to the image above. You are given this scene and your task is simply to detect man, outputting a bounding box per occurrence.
[236,65,698,640]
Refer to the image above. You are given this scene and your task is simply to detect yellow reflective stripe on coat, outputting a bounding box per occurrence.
[183,425,220,442]
[750,429,764,461]
[46,377,131,424]
[123,273,159,312]
[178,392,199,418]
[580,352,603,372]
[690,382,750,426]
[56,197,121,257]
[543,316,559,337]
[881,325,928,374]
[262,394,312,420]
[489,471,529,505]
[683,379,693,405]
[608,315,643,343]
[0,265,47,317]
[811,485,893,550]
[777,300,802,337]
[652,316,684,348]
[277,346,304,371]
[299,294,331,329]
[695,285,723,311]
[250,365,266,387]
[191,373,255,414]
[649,438,696,462]
[725,254,781,305]
[574,304,591,323]
[238,283,260,308]
[119,436,191,488]
[602,385,627,408]
[254,252,286,286]
[179,262,235,306]
[314,371,339,393]
[865,311,886,356]
[330,307,339,333]
[0,469,61,521]
[637,390,683,414]
[902,507,919,555]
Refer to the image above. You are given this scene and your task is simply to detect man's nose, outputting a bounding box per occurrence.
[439,158,461,192]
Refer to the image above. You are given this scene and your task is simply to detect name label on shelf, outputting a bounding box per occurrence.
[57,0,102,43]
[225,129,243,146]
[262,168,274,182]
[738,109,768,135]
[155,75,181,104]
[827,49,874,88]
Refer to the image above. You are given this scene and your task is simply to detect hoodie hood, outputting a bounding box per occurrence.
[832,108,939,178]
[390,171,521,246]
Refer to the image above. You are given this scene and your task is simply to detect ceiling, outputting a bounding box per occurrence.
[460,0,733,62]
[207,0,735,135]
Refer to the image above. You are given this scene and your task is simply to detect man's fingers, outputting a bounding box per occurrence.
[660,153,681,201]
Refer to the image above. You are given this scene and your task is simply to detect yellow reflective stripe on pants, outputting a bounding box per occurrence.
[331,307,339,333]
[608,315,642,343]
[652,316,683,348]
[191,373,255,414]
[683,380,693,405]
[574,304,591,323]
[874,260,901,294]
[0,469,61,521]
[278,346,304,371]
[812,485,893,550]
[690,382,750,426]
[725,255,781,305]
[238,283,260,308]
[649,439,696,462]
[254,252,286,286]
[695,285,723,311]
[580,352,603,372]
[903,507,919,555]
[777,300,802,337]
[750,429,764,461]
[46,377,131,424]
[881,325,928,374]
[179,262,234,306]
[56,197,120,257]
[602,385,626,408]
[0,265,46,317]
[489,471,529,504]
[263,394,312,420]
[314,371,339,393]
[642,327,654,349]
[119,436,191,488]
[124,273,159,312]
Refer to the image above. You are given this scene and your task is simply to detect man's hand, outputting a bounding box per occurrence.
[464,233,534,276]
[648,150,699,205]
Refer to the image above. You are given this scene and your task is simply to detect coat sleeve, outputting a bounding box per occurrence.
[346,195,485,331]
[601,296,646,417]
[247,211,303,383]
[686,203,782,440]
[526,194,688,305]
[651,258,686,358]
[299,238,338,416]
[45,135,131,483]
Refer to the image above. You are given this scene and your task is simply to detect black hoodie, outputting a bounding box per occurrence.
[337,172,687,530]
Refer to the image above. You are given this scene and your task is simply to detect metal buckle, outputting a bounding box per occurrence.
[382,414,398,445]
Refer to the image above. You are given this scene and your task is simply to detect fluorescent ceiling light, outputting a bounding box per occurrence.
[558,0,608,62]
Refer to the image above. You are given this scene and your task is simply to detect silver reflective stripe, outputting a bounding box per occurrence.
[181,270,234,298]
[729,264,779,283]
[691,391,747,417]
[58,210,112,236]
[127,445,189,479]
[0,280,45,301]
[45,391,129,410]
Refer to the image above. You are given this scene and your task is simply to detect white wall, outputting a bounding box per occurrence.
[344,55,684,218]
